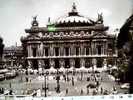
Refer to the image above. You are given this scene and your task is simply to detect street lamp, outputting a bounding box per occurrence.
[42,69,49,97]
[56,68,60,93]
[66,66,69,81]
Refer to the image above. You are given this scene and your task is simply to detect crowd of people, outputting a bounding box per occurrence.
[0,68,119,96]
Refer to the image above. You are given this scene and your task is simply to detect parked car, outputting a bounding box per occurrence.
[0,74,5,81]
[5,70,16,79]
[87,82,97,88]
[0,69,9,74]
[120,83,129,89]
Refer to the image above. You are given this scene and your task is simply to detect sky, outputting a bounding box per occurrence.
[0,0,132,47]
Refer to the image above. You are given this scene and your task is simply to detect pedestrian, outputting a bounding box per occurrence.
[87,87,89,94]
[66,88,68,94]
[72,77,74,86]
[101,87,103,94]
[96,81,99,86]
[9,82,12,89]
[80,89,83,95]
[9,89,13,95]
[25,77,28,82]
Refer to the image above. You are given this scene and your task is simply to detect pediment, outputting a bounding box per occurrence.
[91,32,109,38]
[26,34,41,40]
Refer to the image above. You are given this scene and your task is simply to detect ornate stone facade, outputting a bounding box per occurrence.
[21,3,117,70]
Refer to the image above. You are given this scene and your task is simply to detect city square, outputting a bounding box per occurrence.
[0,0,133,99]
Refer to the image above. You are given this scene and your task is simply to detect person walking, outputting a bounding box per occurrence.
[66,88,68,95]
[72,77,74,86]
[87,87,89,94]
[80,89,83,95]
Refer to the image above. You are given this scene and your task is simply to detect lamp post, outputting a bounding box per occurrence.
[56,68,60,93]
[66,65,70,81]
[42,68,49,97]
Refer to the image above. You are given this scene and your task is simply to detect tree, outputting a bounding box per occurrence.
[0,37,4,67]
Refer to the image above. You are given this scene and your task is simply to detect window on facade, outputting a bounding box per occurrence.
[45,48,48,56]
[33,48,36,57]
[65,47,69,56]
[108,43,113,49]
[97,45,101,55]
[86,47,89,55]
[76,47,79,55]
[55,47,59,56]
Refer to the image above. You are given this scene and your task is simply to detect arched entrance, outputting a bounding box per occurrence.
[55,59,60,69]
[97,58,103,68]
[85,59,91,68]
[32,60,38,69]
[44,59,49,69]
[75,58,80,68]
[65,59,70,68]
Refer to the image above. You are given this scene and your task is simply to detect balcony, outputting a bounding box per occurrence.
[27,54,117,59]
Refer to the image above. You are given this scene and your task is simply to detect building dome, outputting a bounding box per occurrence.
[55,3,93,27]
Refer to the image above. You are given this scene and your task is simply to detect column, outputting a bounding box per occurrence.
[40,42,43,56]
[36,45,39,57]
[80,58,85,68]
[38,60,43,74]
[74,46,76,56]
[69,47,70,56]
[81,44,83,55]
[70,59,75,68]
[60,45,63,56]
[30,45,33,57]
[103,59,107,70]
[70,44,74,56]
[91,42,94,55]
[43,48,45,56]
[28,60,32,68]
[92,58,97,69]
[59,47,60,56]
[27,45,30,57]
[50,44,54,56]
[59,59,64,68]
[50,59,54,68]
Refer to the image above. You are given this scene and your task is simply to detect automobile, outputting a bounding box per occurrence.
[0,74,5,81]
[5,70,16,79]
[120,83,130,89]
[94,70,100,73]
[87,82,97,88]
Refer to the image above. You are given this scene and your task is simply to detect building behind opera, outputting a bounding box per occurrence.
[21,4,117,71]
